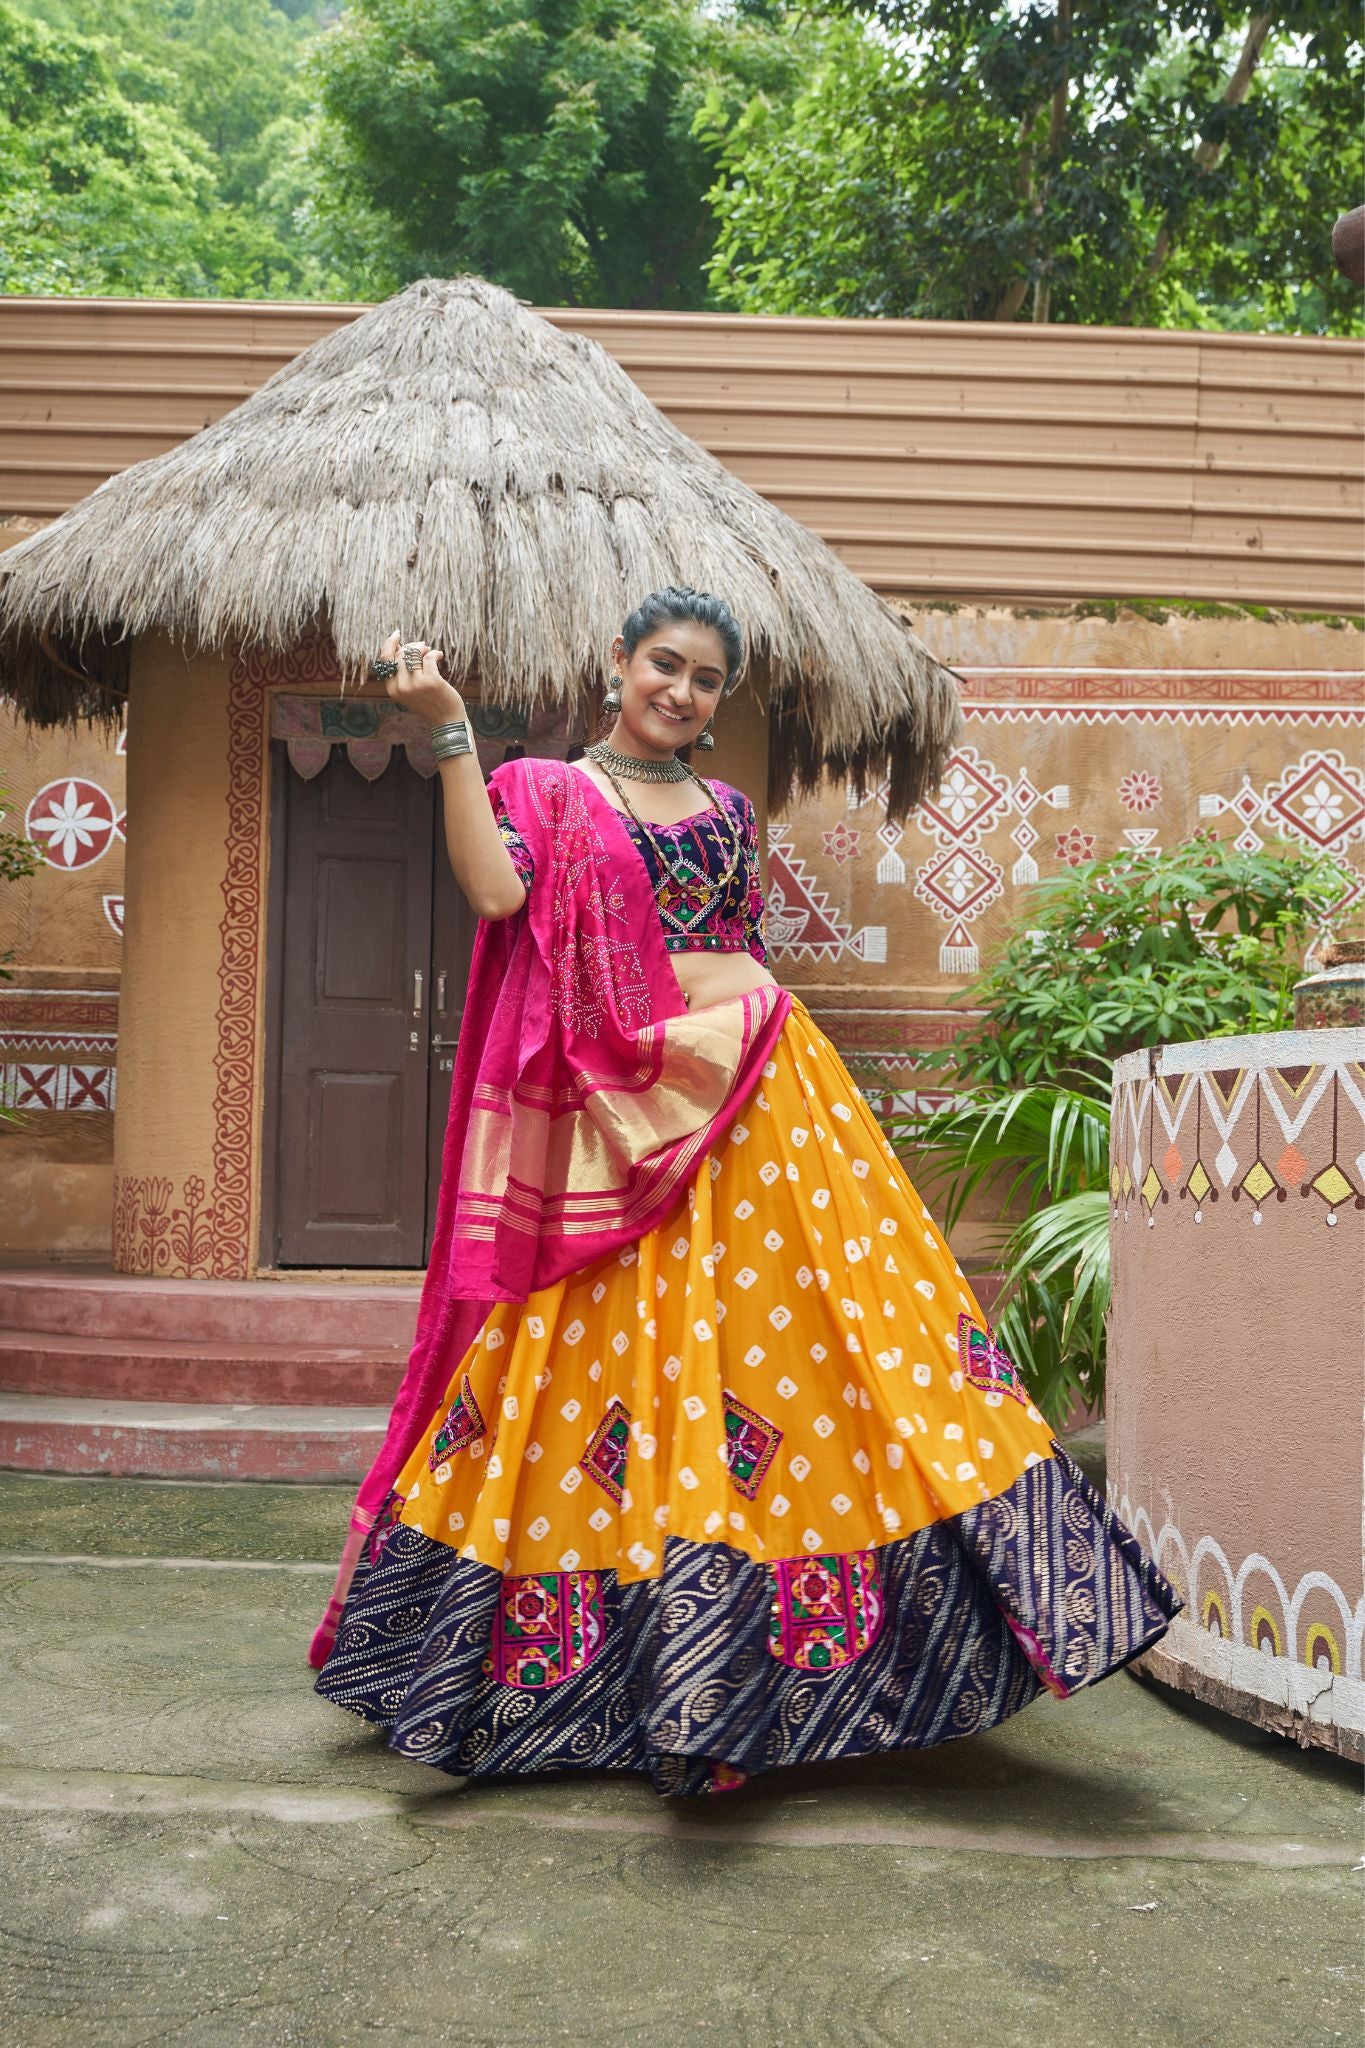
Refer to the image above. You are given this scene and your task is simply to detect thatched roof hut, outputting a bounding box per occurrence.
[0,276,961,816]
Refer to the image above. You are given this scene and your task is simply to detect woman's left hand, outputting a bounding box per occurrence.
[377,629,466,728]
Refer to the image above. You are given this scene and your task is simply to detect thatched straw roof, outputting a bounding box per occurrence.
[0,277,961,816]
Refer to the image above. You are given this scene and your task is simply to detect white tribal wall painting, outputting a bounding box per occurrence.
[2,656,1363,1250]
[780,665,1364,1111]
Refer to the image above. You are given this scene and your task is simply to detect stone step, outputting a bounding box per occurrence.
[0,1329,407,1408]
[0,1269,421,1349]
[0,1394,387,1483]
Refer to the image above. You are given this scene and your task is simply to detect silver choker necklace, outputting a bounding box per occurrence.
[584,740,691,784]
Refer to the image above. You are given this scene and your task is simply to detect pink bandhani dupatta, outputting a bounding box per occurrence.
[309,756,791,1665]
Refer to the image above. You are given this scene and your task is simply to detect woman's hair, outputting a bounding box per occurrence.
[621,586,744,690]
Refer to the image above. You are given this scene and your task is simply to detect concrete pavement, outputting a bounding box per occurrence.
[0,1467,1360,2048]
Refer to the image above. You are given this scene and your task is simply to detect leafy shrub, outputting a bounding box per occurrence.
[887,834,1358,1424]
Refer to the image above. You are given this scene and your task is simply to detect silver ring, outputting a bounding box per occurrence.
[401,641,426,674]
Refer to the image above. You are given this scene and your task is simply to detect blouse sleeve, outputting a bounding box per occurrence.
[739,794,769,967]
[490,787,535,894]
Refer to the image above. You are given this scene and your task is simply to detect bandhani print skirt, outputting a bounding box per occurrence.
[316,997,1180,1796]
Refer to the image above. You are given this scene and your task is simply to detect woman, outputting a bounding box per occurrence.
[312,587,1179,1798]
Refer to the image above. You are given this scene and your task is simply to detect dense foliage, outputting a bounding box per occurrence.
[2,0,1360,328]
[1,0,342,296]
[927,832,1356,1091]
[889,835,1359,1422]
[313,0,796,306]
[706,0,1364,331]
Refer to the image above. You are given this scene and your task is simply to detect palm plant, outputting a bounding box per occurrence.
[882,832,1359,1426]
[887,1083,1111,1425]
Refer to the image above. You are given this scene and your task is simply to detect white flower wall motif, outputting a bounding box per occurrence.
[24,779,120,870]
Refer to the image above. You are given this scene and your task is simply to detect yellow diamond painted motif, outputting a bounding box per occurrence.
[1187,1161,1211,1204]
[1310,1164,1353,1207]
[1241,1160,1276,1203]
[1121,1165,1132,1197]
[1110,1163,1121,1199]
[1140,1166,1162,1208]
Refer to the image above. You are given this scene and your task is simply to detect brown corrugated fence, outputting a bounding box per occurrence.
[0,295,1359,611]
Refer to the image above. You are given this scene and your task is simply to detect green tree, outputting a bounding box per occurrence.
[15,0,325,196]
[707,2,1364,332]
[312,0,797,308]
[0,3,217,294]
[2,1,353,298]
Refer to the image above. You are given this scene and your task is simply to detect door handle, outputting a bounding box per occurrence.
[436,971,448,1016]
[412,969,424,1016]
[432,1036,460,1049]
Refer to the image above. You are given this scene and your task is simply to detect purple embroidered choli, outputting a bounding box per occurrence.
[494,774,768,964]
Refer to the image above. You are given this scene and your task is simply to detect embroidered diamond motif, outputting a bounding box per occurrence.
[722,1391,783,1501]
[580,1397,631,1504]
[957,1315,1031,1408]
[428,1375,485,1470]
[488,1570,606,1690]
[768,1550,885,1671]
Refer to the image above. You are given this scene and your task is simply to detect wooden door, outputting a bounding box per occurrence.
[275,749,435,1267]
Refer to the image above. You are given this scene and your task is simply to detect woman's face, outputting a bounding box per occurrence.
[611,619,728,755]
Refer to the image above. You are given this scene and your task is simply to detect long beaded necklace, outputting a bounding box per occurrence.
[585,744,746,939]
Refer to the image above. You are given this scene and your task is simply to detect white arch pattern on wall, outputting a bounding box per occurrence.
[1112,1488,1364,1678]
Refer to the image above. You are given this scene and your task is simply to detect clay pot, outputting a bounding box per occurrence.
[1294,940,1365,1031]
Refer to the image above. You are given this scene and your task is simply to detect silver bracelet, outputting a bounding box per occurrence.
[429,718,474,762]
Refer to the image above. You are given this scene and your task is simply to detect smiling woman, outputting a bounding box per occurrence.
[310,585,1180,1799]
[570,589,780,1014]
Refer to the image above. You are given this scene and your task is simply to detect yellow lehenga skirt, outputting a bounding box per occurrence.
[316,998,1178,1795]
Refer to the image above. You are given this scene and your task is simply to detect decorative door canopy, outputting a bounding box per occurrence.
[271,696,580,782]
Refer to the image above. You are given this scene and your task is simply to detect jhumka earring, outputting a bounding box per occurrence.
[694,718,716,751]
[602,678,623,715]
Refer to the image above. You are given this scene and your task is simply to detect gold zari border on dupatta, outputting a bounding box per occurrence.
[455,989,776,1241]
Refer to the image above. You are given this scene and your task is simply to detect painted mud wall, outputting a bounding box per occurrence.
[1,514,124,1253]
[788,606,1365,1119]
[1108,1027,1365,1757]
[2,600,1361,1273]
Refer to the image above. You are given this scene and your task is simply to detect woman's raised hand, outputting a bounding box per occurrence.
[377,629,466,728]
